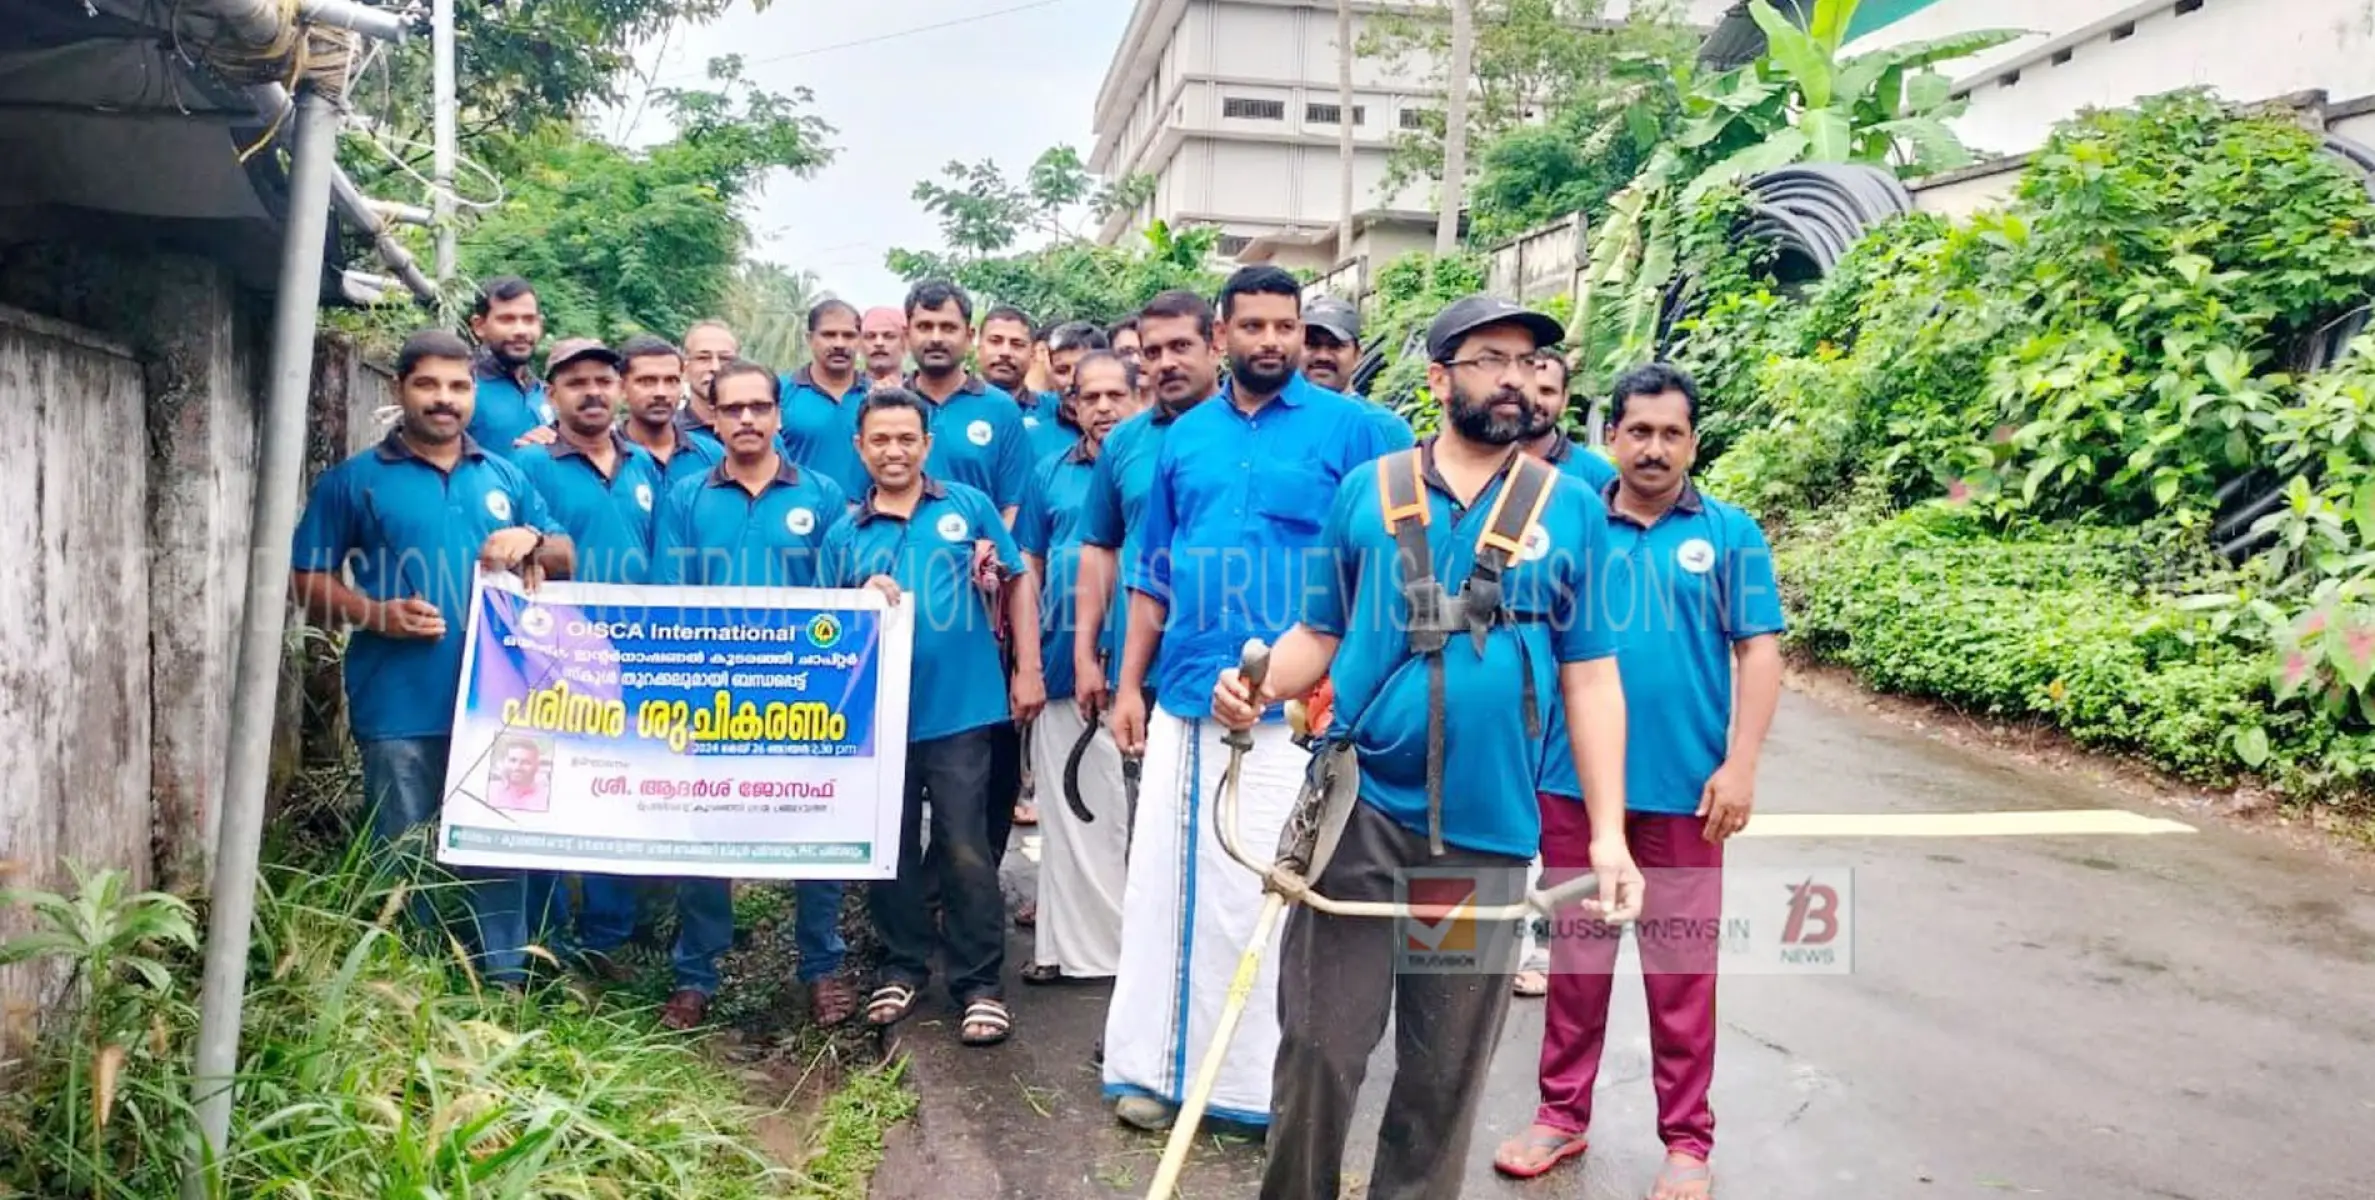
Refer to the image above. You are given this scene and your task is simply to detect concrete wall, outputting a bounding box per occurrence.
[1485,211,1587,305]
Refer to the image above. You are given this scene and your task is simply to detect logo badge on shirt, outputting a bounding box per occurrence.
[1023,415,1041,429]
[966,419,994,446]
[936,512,970,542]
[787,507,817,536]
[1518,524,1552,563]
[1677,537,1717,574]
[518,605,554,638]
[485,490,512,522]
[634,483,654,511]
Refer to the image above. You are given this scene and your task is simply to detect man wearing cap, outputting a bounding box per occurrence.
[780,299,872,497]
[292,328,578,990]
[1209,294,1643,1200]
[649,359,858,1031]
[618,334,726,493]
[1102,266,1404,1134]
[1495,363,1784,1200]
[1304,296,1414,447]
[861,306,909,391]
[509,338,668,976]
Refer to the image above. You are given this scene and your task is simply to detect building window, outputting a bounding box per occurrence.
[1307,102,1365,125]
[2174,0,2203,14]
[1223,97,1286,120]
[1216,234,1253,257]
[1399,108,1434,130]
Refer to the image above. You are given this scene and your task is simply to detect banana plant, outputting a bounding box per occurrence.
[1574,0,2021,386]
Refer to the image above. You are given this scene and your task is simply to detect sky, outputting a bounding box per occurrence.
[611,0,1137,305]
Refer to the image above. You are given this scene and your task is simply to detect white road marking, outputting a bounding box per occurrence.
[1740,810,2195,838]
[1020,834,1042,863]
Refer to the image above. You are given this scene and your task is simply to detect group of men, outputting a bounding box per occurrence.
[294,260,1783,1200]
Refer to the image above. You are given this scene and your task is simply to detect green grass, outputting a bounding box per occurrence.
[790,1059,916,1199]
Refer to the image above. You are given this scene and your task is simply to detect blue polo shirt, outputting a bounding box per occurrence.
[651,455,848,588]
[821,478,1023,742]
[629,422,727,495]
[466,352,553,449]
[1303,443,1615,857]
[1080,402,1190,551]
[1124,372,1402,718]
[908,374,1034,514]
[292,431,562,742]
[1539,482,1787,813]
[1352,394,1418,451]
[779,365,870,499]
[510,432,662,585]
[1021,390,1081,467]
[1016,443,1123,700]
[1543,435,1618,490]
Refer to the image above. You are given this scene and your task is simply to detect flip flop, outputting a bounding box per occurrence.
[1493,1125,1588,1179]
[1649,1156,1713,1199]
[1512,969,1549,997]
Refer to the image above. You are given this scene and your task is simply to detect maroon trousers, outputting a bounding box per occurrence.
[1533,794,1723,1160]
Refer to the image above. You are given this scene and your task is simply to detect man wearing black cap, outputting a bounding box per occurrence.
[1210,294,1643,1200]
[1304,294,1414,446]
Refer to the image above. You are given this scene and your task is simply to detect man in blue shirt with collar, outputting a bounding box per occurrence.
[678,319,739,440]
[1523,350,1618,491]
[465,276,556,450]
[292,330,578,990]
[508,337,667,980]
[618,334,724,494]
[1021,319,1109,466]
[1016,351,1137,984]
[902,281,1033,519]
[1102,266,1403,1134]
[780,299,872,497]
[1210,295,1645,1200]
[649,360,857,1032]
[1302,296,1417,448]
[1502,363,1785,1200]
[822,389,1044,1049]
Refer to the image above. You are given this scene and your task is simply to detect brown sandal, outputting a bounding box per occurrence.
[809,976,858,1027]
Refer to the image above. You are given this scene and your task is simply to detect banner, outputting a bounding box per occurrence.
[435,573,913,880]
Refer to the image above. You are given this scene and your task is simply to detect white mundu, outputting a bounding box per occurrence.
[1030,704,1129,976]
[1101,709,1304,1124]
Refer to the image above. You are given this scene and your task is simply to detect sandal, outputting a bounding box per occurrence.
[1493,1124,1588,1180]
[959,997,1012,1046]
[1649,1154,1713,1199]
[810,976,859,1027]
[863,981,918,1028]
[1020,962,1065,985]
[1013,901,1037,928]
[1013,802,1039,827]
[1512,969,1549,997]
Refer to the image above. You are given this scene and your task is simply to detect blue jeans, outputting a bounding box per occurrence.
[579,875,846,994]
[359,736,562,987]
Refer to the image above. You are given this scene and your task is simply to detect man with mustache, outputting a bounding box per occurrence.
[1106,316,1142,375]
[1025,320,1109,466]
[827,388,1043,1049]
[1101,266,1404,1135]
[465,276,557,449]
[978,304,1054,473]
[292,329,577,990]
[780,299,872,497]
[1303,296,1416,448]
[903,282,1032,520]
[1495,363,1784,1200]
[1015,352,1138,986]
[617,334,725,494]
[649,360,857,1032]
[680,319,740,437]
[1212,296,1645,1200]
[861,306,909,390]
[1523,350,1617,491]
[510,337,670,981]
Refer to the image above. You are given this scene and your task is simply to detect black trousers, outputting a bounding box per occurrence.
[873,725,1006,1003]
[987,719,1023,861]
[1261,802,1527,1200]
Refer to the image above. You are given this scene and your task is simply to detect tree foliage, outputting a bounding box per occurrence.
[722,261,826,369]
[886,147,1208,326]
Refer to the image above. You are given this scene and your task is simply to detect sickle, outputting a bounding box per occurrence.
[1063,696,1103,824]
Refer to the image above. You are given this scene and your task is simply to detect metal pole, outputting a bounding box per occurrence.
[1335,0,1356,265]
[432,0,457,284]
[182,84,341,1200]
[296,0,410,42]
[1436,0,1473,256]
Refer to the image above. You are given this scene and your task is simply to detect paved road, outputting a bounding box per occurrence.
[869,690,2375,1200]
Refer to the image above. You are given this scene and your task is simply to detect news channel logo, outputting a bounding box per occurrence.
[1393,866,1854,976]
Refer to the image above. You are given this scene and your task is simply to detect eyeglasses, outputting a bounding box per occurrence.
[714,401,775,421]
[1443,352,1548,375]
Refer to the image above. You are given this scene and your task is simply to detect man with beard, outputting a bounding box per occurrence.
[828,388,1043,1049]
[293,330,576,990]
[618,335,725,493]
[904,282,1033,519]
[781,299,872,496]
[649,361,857,1031]
[680,320,739,437]
[1495,364,1783,1200]
[978,305,1052,466]
[1522,350,1617,491]
[1101,266,1402,1135]
[1210,296,1645,1200]
[861,306,909,390]
[466,276,556,449]
[510,338,669,980]
[1015,351,1137,985]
